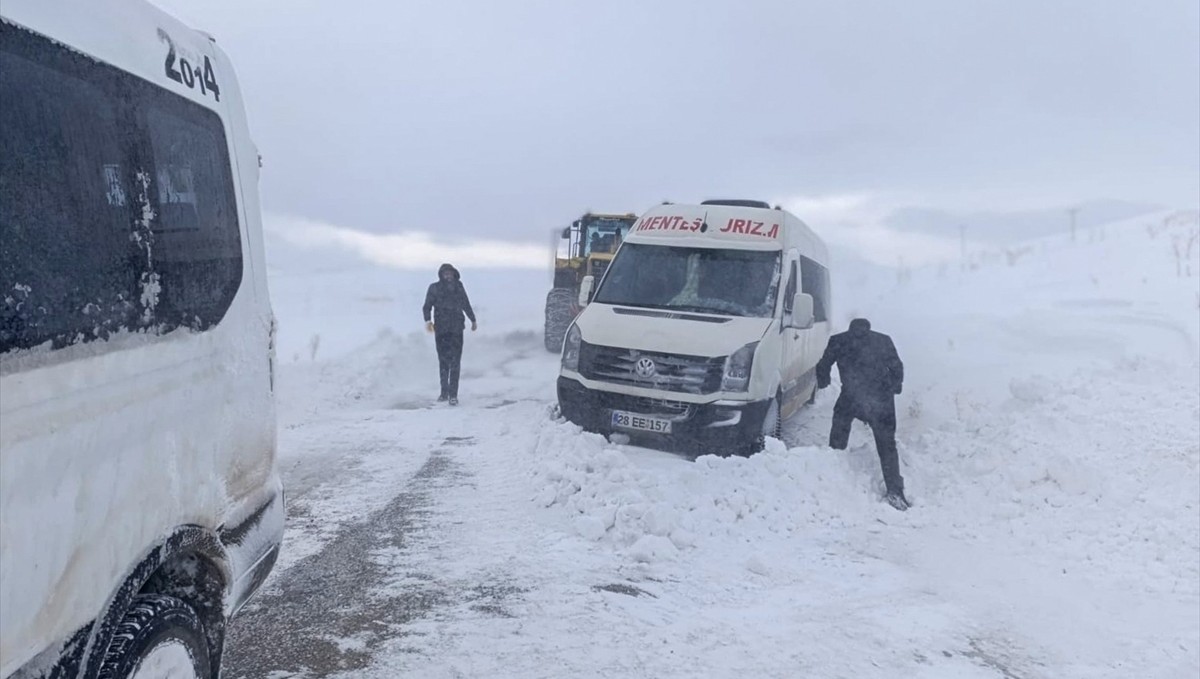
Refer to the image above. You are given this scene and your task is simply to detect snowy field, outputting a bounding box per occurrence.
[227,211,1200,678]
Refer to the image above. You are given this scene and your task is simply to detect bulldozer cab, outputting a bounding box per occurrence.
[546,212,637,351]
[553,212,636,288]
[580,217,626,257]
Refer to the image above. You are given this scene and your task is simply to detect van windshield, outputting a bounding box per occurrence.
[593,244,781,317]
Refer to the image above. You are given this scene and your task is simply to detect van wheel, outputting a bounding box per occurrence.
[762,395,782,441]
[740,396,781,457]
[98,594,211,679]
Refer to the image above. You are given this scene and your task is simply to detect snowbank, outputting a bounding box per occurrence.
[521,209,1200,675]
[260,208,1198,677]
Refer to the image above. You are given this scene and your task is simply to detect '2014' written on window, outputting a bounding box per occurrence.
[157,29,221,102]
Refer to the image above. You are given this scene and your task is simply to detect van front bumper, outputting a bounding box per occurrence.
[557,376,769,455]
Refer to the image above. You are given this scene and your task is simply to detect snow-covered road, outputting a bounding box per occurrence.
[224,212,1200,678]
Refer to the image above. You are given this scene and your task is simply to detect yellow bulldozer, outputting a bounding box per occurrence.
[544,211,638,352]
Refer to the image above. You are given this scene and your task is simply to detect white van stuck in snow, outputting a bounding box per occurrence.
[557,200,832,455]
[1,3,282,678]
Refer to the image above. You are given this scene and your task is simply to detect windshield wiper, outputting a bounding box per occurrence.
[598,300,671,311]
[668,304,736,316]
[602,301,717,314]
[599,299,746,317]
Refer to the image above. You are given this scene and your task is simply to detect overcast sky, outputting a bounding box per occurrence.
[151,0,1198,262]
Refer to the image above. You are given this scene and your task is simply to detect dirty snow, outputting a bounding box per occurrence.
[129,641,200,679]
[238,211,1199,678]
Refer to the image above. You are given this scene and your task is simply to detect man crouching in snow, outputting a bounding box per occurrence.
[816,318,909,510]
[423,263,477,406]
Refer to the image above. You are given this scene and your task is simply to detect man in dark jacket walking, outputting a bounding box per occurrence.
[816,318,909,510]
[422,263,476,405]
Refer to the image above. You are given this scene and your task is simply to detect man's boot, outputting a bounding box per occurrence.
[884,487,910,511]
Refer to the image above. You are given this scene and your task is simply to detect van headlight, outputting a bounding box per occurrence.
[721,341,758,392]
[562,324,583,371]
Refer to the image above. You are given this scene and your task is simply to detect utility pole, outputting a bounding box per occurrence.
[1067,207,1080,242]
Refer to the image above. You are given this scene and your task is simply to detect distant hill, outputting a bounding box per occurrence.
[884,199,1162,245]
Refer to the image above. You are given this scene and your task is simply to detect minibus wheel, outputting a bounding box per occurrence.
[741,395,781,456]
[97,594,211,679]
[762,395,782,441]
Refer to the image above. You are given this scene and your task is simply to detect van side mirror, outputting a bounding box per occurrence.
[789,293,814,329]
[561,227,571,239]
[579,275,595,307]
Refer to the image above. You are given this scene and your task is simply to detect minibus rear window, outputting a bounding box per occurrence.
[0,22,243,358]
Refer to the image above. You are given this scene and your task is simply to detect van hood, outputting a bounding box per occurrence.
[574,304,772,357]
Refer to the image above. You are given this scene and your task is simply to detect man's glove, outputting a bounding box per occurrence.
[894,383,903,395]
[471,321,478,332]
[817,377,830,390]
[425,321,435,333]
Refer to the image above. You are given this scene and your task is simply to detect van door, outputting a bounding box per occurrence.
[797,254,831,405]
[779,252,805,416]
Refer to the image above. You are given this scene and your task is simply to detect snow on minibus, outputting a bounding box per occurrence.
[1,2,282,678]
[557,199,832,455]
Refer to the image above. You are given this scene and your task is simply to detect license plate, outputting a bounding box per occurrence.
[611,410,672,434]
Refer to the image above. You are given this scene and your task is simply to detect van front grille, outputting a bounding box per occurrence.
[579,343,724,395]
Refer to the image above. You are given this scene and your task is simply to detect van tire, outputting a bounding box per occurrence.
[762,395,782,442]
[97,594,211,679]
[740,396,781,456]
[544,288,576,352]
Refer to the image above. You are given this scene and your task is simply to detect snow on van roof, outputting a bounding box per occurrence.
[699,199,775,209]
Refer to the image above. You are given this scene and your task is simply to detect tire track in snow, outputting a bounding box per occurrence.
[222,444,468,678]
[222,334,554,677]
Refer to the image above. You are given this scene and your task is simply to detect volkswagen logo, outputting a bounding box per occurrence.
[634,357,657,378]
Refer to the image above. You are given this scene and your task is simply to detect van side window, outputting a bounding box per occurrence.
[799,255,830,322]
[0,22,243,358]
[143,106,243,328]
[783,260,798,318]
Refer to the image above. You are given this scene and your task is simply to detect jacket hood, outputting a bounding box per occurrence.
[437,263,461,281]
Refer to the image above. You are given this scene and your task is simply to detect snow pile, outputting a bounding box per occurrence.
[530,211,1199,565]
[519,209,1199,675]
[253,207,1198,678]
[532,420,896,565]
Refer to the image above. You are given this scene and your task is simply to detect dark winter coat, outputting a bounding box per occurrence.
[816,319,904,416]
[423,263,476,334]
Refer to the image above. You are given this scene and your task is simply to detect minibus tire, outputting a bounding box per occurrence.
[740,396,781,456]
[763,395,782,442]
[97,594,211,679]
